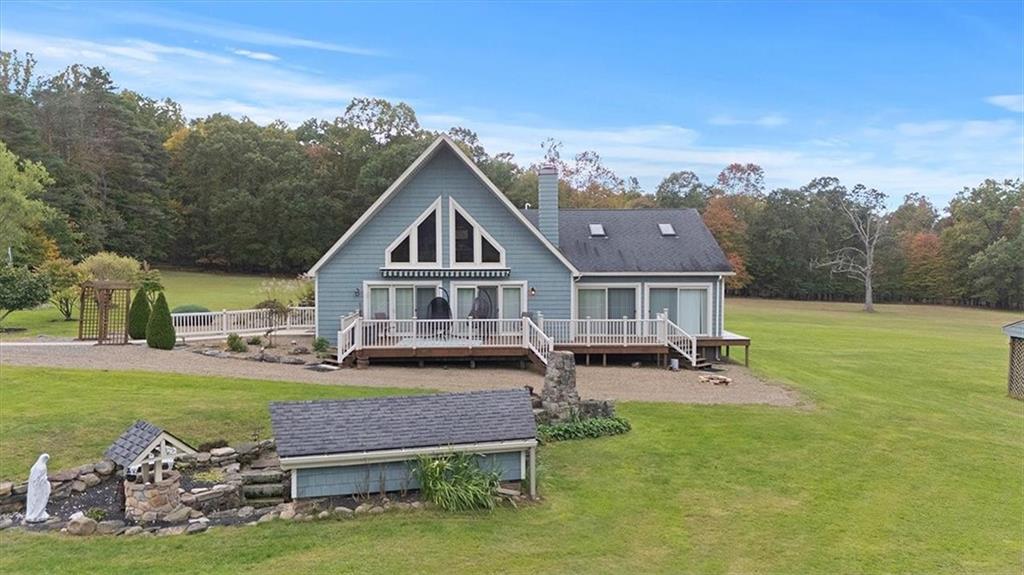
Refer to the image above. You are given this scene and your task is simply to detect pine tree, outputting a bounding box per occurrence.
[145,292,175,350]
[127,286,150,339]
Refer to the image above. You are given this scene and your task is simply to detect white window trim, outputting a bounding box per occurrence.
[572,283,642,320]
[449,280,528,319]
[362,280,442,319]
[642,282,714,336]
[384,197,442,268]
[448,197,506,268]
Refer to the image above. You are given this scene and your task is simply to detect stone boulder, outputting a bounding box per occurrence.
[66,516,97,536]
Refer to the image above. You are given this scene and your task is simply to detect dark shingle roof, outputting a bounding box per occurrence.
[105,420,164,468]
[270,389,537,459]
[522,208,732,273]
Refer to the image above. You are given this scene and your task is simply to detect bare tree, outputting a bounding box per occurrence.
[816,185,888,312]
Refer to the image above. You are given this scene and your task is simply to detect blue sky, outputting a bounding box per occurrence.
[1,1,1022,206]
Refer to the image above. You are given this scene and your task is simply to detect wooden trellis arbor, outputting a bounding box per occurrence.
[78,280,132,344]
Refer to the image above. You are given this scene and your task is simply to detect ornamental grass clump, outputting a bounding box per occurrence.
[414,452,500,512]
[537,416,632,443]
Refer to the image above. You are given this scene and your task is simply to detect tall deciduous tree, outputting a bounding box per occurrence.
[815,183,888,312]
[655,171,711,210]
[0,142,53,264]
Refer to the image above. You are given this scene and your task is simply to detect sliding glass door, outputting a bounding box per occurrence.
[647,285,711,335]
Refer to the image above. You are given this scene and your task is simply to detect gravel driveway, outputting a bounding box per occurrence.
[0,343,802,406]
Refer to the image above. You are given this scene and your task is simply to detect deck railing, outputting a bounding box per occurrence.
[541,318,666,347]
[335,315,696,366]
[171,306,316,337]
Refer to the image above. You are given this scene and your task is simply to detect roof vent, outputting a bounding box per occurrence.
[658,223,676,236]
[589,224,606,237]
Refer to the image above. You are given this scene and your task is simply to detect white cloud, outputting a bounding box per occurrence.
[709,114,788,127]
[421,112,1022,206]
[232,49,280,62]
[985,94,1024,113]
[119,10,383,56]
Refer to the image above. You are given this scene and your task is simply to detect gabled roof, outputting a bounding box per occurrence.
[522,208,733,274]
[307,135,578,275]
[1004,319,1024,339]
[270,389,537,459]
[105,420,196,468]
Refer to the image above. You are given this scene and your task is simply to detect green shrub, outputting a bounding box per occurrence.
[127,287,150,340]
[38,258,85,320]
[226,333,247,352]
[0,266,50,327]
[78,251,140,283]
[145,292,176,350]
[414,452,500,512]
[84,507,107,522]
[246,335,262,345]
[312,337,329,353]
[537,416,632,443]
[171,304,210,314]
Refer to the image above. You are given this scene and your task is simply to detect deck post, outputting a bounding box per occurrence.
[528,446,537,499]
[745,346,749,367]
[221,310,228,335]
[521,317,529,349]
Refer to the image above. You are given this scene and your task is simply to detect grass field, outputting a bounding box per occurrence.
[0,270,268,339]
[1,299,1021,573]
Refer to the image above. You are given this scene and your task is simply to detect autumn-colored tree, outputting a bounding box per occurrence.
[902,232,946,301]
[703,196,751,289]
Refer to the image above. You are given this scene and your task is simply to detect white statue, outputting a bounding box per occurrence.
[25,453,51,523]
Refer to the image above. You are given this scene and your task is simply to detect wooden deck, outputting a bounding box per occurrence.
[338,317,750,368]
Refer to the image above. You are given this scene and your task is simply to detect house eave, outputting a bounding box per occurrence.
[579,271,736,277]
[278,438,539,470]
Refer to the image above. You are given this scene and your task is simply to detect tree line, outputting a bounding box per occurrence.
[2,51,1021,310]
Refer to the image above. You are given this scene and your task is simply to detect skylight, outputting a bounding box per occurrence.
[658,223,676,236]
[589,224,606,237]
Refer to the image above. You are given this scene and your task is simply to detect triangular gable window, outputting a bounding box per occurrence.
[449,198,505,267]
[386,197,442,267]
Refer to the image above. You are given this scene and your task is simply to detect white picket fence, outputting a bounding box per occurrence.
[172,306,315,337]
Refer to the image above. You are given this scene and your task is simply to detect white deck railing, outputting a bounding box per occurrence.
[336,315,696,366]
[171,306,316,337]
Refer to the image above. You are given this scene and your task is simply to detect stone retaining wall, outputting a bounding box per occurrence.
[0,459,116,513]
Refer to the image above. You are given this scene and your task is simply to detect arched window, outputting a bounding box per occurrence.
[386,197,442,267]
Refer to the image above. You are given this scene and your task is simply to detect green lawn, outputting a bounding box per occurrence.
[0,270,268,339]
[1,299,1021,574]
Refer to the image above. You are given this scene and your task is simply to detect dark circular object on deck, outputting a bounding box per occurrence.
[426,297,452,320]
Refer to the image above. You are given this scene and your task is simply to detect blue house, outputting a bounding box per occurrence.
[309,135,749,368]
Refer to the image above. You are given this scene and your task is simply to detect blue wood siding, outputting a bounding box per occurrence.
[575,275,726,336]
[316,146,573,343]
[294,451,523,498]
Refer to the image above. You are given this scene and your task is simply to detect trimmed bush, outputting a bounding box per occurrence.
[312,337,329,353]
[145,292,176,350]
[226,333,248,353]
[127,287,150,340]
[537,416,632,443]
[171,304,210,314]
[414,452,500,512]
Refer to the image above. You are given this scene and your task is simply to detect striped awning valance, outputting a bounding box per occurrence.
[379,268,511,279]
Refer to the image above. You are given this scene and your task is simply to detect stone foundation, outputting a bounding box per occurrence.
[124,471,182,522]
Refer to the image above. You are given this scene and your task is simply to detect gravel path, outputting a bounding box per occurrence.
[0,343,802,406]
